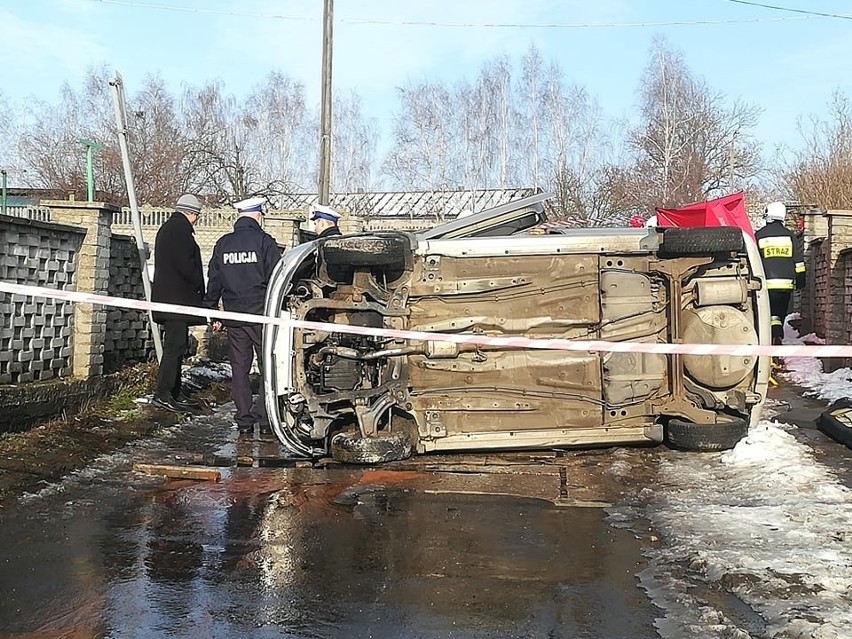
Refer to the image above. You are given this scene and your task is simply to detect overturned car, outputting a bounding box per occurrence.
[262,194,770,463]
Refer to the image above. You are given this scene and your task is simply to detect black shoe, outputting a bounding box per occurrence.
[235,422,254,434]
[152,395,193,414]
[173,393,201,408]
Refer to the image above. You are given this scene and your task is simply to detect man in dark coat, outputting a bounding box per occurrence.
[204,196,282,433]
[151,194,206,413]
[311,204,342,237]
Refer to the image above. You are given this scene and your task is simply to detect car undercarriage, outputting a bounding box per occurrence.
[263,222,769,463]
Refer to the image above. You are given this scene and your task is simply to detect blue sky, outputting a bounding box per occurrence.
[2,0,852,154]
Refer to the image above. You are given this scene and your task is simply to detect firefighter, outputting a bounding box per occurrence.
[755,201,806,346]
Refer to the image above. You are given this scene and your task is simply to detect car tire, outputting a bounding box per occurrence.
[817,399,852,449]
[330,430,414,464]
[659,227,745,256]
[321,236,407,268]
[665,417,748,452]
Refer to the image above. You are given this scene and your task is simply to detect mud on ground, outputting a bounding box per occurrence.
[0,362,232,506]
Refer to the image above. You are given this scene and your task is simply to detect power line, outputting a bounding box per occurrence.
[92,0,824,28]
[721,0,852,21]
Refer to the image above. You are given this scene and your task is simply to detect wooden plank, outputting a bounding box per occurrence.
[133,463,221,482]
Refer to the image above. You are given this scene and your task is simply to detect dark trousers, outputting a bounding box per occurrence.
[227,324,267,427]
[768,290,792,345]
[155,320,189,399]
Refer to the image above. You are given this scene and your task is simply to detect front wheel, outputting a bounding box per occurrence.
[665,417,748,452]
[330,430,414,464]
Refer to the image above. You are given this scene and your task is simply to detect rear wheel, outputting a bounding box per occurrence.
[659,227,744,256]
[665,417,748,452]
[330,430,414,464]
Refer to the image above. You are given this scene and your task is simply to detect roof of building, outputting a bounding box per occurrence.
[276,188,542,219]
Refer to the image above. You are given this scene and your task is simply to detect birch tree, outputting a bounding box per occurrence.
[384,81,456,188]
[331,90,378,192]
[0,91,17,170]
[515,45,546,189]
[242,72,314,195]
[626,37,761,211]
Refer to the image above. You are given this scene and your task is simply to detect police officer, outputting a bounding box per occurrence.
[311,204,342,237]
[755,201,806,345]
[204,196,282,433]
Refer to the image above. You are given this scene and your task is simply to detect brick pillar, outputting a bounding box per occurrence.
[817,210,852,371]
[798,210,829,336]
[264,211,305,250]
[43,199,117,378]
[336,208,363,234]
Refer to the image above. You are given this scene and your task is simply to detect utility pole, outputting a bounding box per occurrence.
[109,74,163,361]
[728,131,738,191]
[317,0,334,205]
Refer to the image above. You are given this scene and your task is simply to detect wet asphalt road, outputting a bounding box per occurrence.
[0,406,661,639]
[3,384,846,639]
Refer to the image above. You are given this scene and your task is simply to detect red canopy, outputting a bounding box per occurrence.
[655,192,755,239]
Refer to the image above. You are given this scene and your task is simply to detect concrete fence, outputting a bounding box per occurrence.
[797,209,852,370]
[0,197,447,393]
[10,198,852,391]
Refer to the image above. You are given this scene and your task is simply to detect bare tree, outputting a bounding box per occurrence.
[384,81,455,189]
[126,73,191,205]
[242,72,314,195]
[781,90,852,209]
[0,91,17,170]
[477,56,514,187]
[515,45,546,189]
[624,38,761,212]
[456,74,498,194]
[331,90,378,192]
[15,67,116,199]
[180,80,249,201]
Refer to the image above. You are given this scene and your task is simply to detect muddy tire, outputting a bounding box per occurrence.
[330,430,414,464]
[321,236,407,268]
[665,417,748,452]
[659,227,744,257]
[817,399,852,449]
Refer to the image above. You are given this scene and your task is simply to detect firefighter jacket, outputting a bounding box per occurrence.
[204,217,282,327]
[754,220,805,291]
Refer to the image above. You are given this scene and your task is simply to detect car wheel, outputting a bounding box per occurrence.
[330,430,414,464]
[321,236,407,267]
[659,227,745,256]
[665,417,748,452]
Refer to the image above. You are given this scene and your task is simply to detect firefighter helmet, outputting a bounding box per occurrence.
[764,201,786,222]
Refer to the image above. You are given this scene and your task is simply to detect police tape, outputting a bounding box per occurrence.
[0,280,841,358]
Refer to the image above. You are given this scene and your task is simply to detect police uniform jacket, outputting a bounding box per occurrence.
[204,216,282,327]
[151,211,205,324]
[754,220,806,290]
[318,225,342,238]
